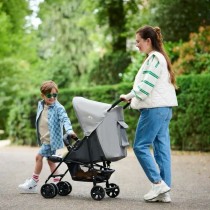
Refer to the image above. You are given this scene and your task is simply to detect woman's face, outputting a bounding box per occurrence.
[135,33,153,54]
[41,88,58,105]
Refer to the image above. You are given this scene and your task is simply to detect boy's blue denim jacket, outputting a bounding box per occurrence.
[35,100,73,150]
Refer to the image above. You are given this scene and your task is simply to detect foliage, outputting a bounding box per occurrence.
[6,82,132,146]
[0,0,29,32]
[89,51,131,85]
[172,26,210,75]
[148,0,210,41]
[122,41,180,83]
[86,0,140,84]
[0,5,12,57]
[0,0,31,58]
[122,51,145,83]
[37,0,94,88]
[1,0,210,152]
[7,74,210,151]
[170,74,210,151]
[123,26,210,80]
[0,1,38,132]
[7,96,37,145]
[86,0,139,50]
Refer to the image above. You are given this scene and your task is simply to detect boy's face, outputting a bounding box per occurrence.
[41,88,58,105]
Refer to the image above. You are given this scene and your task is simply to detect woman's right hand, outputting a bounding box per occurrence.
[120,94,131,103]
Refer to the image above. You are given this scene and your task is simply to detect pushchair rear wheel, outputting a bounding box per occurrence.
[90,186,105,201]
[40,183,58,198]
[105,183,120,198]
[57,181,72,196]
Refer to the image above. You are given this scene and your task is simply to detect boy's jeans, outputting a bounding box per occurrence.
[133,107,172,187]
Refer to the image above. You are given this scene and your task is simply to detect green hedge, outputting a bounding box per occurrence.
[170,74,210,151]
[7,74,210,151]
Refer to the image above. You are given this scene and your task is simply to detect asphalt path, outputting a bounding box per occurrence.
[0,142,210,210]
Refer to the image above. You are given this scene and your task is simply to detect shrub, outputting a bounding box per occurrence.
[173,26,210,75]
[7,74,210,151]
[170,74,210,151]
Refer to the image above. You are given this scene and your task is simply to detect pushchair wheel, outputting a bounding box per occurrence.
[105,183,120,198]
[64,181,72,194]
[91,186,105,201]
[57,181,72,196]
[40,183,57,198]
[50,183,58,194]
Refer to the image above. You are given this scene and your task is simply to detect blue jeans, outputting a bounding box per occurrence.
[38,144,56,158]
[133,107,172,187]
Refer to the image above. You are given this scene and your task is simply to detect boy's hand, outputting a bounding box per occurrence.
[63,133,71,146]
[69,131,78,140]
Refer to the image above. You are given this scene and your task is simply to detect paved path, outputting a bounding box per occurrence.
[0,142,210,210]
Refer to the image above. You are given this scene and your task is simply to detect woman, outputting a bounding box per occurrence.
[120,26,178,202]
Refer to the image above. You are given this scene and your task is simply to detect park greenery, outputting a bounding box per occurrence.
[0,0,210,151]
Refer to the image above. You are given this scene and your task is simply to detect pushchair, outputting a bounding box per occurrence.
[40,97,129,201]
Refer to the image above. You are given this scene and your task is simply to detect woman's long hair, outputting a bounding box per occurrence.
[136,26,177,88]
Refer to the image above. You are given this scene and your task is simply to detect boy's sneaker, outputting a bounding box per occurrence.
[53,179,61,185]
[144,180,170,201]
[18,178,38,193]
[147,192,172,203]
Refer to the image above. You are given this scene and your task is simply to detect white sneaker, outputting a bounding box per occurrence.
[144,180,170,201]
[147,192,172,203]
[18,178,38,193]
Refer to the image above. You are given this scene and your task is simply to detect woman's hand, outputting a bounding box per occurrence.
[120,94,131,103]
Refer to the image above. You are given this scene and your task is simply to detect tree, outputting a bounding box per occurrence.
[148,0,210,41]
[37,0,93,88]
[0,0,38,134]
[87,0,140,85]
[0,0,30,57]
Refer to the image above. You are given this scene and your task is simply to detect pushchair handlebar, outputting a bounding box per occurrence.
[71,136,79,141]
[123,103,130,109]
[107,98,130,112]
[63,134,79,147]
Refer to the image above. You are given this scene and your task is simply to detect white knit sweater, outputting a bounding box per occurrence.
[125,51,178,109]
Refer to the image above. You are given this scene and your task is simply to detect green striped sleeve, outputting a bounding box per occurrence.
[142,80,154,87]
[143,70,159,79]
[147,54,155,65]
[132,90,142,100]
[137,86,149,96]
[155,61,160,68]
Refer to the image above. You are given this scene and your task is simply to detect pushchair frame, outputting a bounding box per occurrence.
[40,99,129,201]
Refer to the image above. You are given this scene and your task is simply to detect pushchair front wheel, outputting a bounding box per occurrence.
[105,183,120,198]
[40,183,58,198]
[91,186,105,201]
[57,181,72,196]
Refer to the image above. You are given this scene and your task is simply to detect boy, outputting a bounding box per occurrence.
[18,80,77,193]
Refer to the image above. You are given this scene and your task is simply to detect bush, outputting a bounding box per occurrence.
[7,74,210,151]
[7,96,37,145]
[170,74,210,151]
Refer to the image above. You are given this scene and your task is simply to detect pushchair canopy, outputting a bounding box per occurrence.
[72,97,129,162]
[72,97,113,136]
